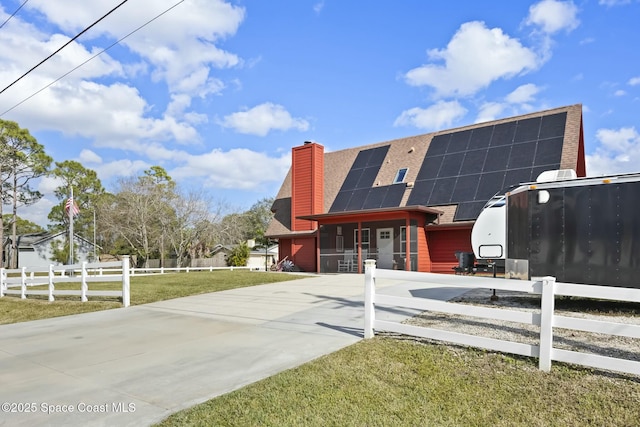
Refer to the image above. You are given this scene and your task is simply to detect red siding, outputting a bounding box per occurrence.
[291,143,324,231]
[427,227,473,274]
[291,237,317,272]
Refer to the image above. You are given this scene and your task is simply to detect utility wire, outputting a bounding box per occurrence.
[0,0,30,30]
[0,0,185,118]
[0,0,130,95]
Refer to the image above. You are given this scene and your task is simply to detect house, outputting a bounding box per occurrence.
[3,231,98,268]
[266,104,585,274]
[247,244,279,271]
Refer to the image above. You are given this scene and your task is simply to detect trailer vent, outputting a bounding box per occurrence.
[535,169,577,183]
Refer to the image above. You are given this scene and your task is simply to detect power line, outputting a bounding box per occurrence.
[0,0,130,96]
[0,0,185,117]
[0,0,30,30]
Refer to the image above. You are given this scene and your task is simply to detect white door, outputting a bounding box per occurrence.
[376,228,393,269]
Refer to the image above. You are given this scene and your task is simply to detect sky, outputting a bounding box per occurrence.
[0,0,639,227]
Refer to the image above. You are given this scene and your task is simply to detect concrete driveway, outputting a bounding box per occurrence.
[0,273,469,426]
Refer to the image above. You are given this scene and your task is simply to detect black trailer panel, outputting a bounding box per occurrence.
[506,181,640,288]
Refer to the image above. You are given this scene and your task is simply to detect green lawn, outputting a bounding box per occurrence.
[0,271,302,325]
[157,336,640,427]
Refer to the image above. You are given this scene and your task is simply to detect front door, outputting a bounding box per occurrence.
[376,228,393,269]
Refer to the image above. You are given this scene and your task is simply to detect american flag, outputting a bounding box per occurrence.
[65,197,80,217]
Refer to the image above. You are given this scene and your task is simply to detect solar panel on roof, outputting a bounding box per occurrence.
[406,179,435,206]
[329,191,352,212]
[460,149,487,175]
[426,134,450,156]
[367,146,390,167]
[468,126,493,149]
[356,167,379,189]
[476,172,505,201]
[454,201,487,221]
[329,112,567,219]
[345,188,370,211]
[484,146,510,171]
[451,174,480,202]
[535,137,563,165]
[504,168,533,189]
[490,122,516,146]
[507,142,536,169]
[341,169,363,191]
[539,112,567,139]
[514,117,541,143]
[428,177,457,205]
[381,184,406,208]
[439,152,465,177]
[351,150,372,169]
[446,129,472,153]
[416,155,443,181]
[362,186,389,209]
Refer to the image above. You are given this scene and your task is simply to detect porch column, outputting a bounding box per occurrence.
[405,216,411,271]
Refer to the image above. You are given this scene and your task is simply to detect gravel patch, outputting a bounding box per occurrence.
[403,287,640,363]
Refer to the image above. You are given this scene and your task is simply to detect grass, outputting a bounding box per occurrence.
[0,271,302,325]
[157,336,640,427]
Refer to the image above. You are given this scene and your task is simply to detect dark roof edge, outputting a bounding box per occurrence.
[297,205,444,221]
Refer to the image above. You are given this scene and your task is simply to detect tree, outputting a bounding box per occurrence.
[2,214,45,235]
[0,119,52,267]
[48,160,104,240]
[100,167,177,268]
[226,242,249,266]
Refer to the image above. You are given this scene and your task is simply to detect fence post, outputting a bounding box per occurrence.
[0,268,5,297]
[122,256,130,308]
[21,267,27,299]
[364,259,377,339]
[81,262,88,302]
[48,264,55,302]
[538,276,556,372]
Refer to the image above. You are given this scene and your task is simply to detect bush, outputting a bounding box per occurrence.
[226,243,249,266]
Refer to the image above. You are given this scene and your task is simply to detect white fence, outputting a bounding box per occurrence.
[129,265,252,276]
[364,260,640,376]
[1,256,131,307]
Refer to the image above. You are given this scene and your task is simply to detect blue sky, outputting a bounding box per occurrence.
[0,0,639,227]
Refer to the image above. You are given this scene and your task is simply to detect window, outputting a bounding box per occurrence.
[336,235,344,252]
[393,168,408,184]
[354,228,370,251]
[400,226,407,255]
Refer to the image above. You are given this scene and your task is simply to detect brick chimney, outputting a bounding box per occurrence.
[291,141,324,231]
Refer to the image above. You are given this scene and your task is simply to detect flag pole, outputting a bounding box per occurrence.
[68,186,74,265]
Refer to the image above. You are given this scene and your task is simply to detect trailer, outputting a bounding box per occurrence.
[472,170,640,288]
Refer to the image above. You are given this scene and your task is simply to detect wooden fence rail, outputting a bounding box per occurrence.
[364,260,640,376]
[1,256,131,307]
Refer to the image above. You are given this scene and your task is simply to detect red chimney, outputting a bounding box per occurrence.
[291,141,324,231]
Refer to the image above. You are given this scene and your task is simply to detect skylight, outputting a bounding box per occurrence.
[394,168,408,184]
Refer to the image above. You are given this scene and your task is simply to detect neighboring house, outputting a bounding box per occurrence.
[266,104,586,274]
[247,244,279,271]
[209,244,232,267]
[3,231,98,268]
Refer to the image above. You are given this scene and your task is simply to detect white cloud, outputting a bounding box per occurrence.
[525,0,580,34]
[614,90,627,97]
[475,84,543,123]
[171,148,291,191]
[475,103,507,124]
[403,21,540,98]
[94,159,151,181]
[218,103,310,136]
[599,0,632,6]
[629,77,640,86]
[394,101,467,131]
[586,127,640,175]
[314,1,325,14]
[78,149,102,164]
[505,83,541,104]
